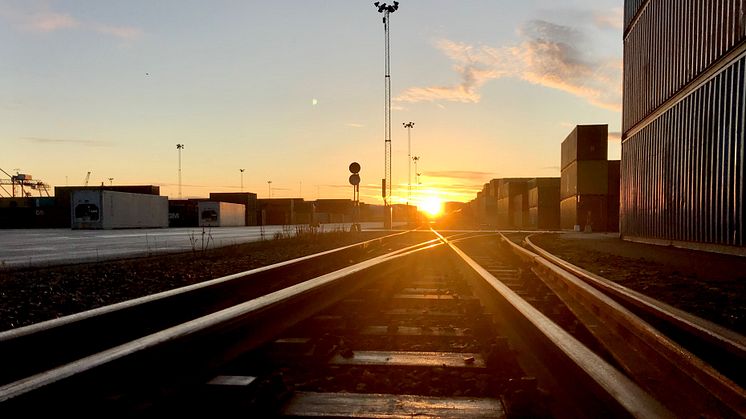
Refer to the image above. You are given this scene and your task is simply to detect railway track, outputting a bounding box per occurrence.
[0,231,431,385]
[491,232,746,418]
[1,229,742,417]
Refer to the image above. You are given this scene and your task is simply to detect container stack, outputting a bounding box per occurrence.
[560,125,610,232]
[496,178,529,229]
[527,178,560,230]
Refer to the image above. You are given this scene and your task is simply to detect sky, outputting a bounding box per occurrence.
[1,0,623,206]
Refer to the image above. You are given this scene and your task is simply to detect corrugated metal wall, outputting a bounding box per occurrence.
[624,0,648,29]
[623,0,746,132]
[621,56,745,246]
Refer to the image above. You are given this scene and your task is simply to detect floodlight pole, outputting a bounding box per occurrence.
[375,2,399,229]
[412,156,420,186]
[403,122,414,204]
[240,169,245,192]
[176,144,184,199]
[267,180,272,198]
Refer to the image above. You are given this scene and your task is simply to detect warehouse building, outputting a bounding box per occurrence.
[622,1,746,253]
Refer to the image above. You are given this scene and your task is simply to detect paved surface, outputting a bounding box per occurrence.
[0,223,394,268]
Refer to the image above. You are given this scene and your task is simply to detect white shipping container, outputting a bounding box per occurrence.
[198,201,245,227]
[71,190,168,229]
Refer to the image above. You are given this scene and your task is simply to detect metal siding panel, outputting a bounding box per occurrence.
[736,57,746,246]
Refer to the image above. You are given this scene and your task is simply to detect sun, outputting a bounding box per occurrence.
[420,196,443,218]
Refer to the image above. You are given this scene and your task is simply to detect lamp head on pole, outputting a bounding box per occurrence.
[374,1,398,14]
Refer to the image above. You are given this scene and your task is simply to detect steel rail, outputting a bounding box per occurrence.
[0,238,445,411]
[431,230,674,418]
[497,233,746,418]
[524,234,746,385]
[0,230,424,385]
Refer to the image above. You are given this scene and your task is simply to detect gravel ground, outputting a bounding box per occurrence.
[529,233,746,334]
[0,230,406,331]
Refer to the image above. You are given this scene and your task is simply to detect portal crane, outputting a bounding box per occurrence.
[0,167,51,197]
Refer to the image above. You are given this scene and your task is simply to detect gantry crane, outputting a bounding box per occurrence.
[0,167,51,197]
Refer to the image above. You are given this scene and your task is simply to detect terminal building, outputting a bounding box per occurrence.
[621,1,746,254]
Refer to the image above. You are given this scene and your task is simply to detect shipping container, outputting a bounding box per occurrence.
[528,205,561,230]
[496,197,510,227]
[257,198,304,225]
[496,194,528,229]
[561,160,609,199]
[623,0,746,132]
[607,160,620,197]
[71,190,168,229]
[209,192,258,226]
[561,195,609,232]
[0,197,60,228]
[496,178,529,200]
[54,185,161,228]
[560,125,609,170]
[622,56,746,246]
[622,0,746,250]
[527,178,560,208]
[168,199,203,227]
[198,201,245,227]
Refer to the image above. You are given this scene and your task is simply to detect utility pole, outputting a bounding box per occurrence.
[176,144,184,199]
[403,121,414,204]
[374,1,400,229]
[240,169,245,192]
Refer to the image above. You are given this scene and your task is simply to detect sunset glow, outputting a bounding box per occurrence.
[1,1,623,202]
[419,196,444,218]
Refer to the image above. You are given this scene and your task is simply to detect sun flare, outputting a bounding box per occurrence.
[420,196,443,218]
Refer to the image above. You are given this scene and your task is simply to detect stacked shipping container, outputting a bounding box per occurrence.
[527,178,561,230]
[560,125,618,232]
[621,0,746,252]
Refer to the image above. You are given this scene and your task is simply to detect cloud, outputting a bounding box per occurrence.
[91,23,143,40]
[0,4,142,40]
[423,170,495,180]
[22,137,112,147]
[21,10,79,32]
[345,123,364,128]
[593,8,624,30]
[396,20,621,112]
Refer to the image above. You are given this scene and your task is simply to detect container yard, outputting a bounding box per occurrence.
[2,3,746,417]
